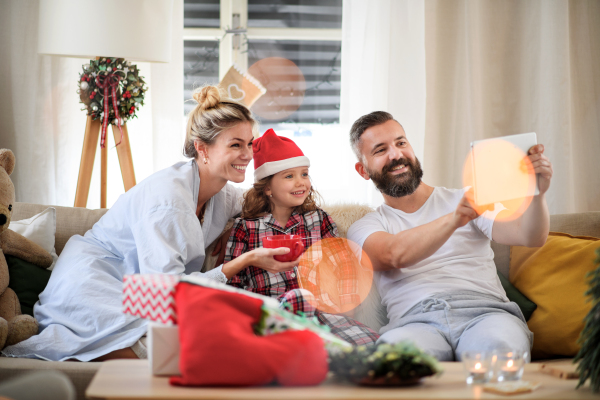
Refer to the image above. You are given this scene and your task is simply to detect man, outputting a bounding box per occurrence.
[347,111,553,361]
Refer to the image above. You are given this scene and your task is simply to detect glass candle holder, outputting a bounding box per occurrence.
[462,351,493,385]
[493,350,526,382]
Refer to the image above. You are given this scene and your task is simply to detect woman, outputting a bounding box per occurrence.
[2,86,298,361]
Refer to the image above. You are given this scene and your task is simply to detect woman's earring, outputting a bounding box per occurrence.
[269,194,273,198]
[203,157,208,164]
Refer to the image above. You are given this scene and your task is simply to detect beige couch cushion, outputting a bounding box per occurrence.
[12,203,108,256]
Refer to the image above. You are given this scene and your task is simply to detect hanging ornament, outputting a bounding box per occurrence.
[77,57,146,148]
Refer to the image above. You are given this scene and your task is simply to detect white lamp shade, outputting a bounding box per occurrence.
[38,0,173,63]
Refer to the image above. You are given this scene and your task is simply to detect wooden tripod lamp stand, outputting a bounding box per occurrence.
[37,0,174,208]
[74,117,136,208]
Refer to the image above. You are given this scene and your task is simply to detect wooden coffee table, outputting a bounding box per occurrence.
[86,359,596,400]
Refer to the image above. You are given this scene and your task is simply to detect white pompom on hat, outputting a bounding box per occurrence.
[253,129,310,182]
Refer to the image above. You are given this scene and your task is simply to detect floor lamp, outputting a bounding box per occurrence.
[37,0,173,208]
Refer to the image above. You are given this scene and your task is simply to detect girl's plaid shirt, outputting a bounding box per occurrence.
[224,208,360,309]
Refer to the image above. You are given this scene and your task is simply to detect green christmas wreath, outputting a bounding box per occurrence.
[77,57,146,126]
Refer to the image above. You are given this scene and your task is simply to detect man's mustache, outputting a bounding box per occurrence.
[382,158,412,175]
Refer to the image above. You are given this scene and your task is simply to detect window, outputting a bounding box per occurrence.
[183,1,375,207]
[183,0,342,125]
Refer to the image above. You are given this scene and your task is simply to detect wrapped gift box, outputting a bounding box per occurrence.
[148,323,180,376]
[122,274,179,325]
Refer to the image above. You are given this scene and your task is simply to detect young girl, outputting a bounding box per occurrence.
[224,129,379,346]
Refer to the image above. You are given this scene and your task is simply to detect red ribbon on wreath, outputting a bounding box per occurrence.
[95,73,124,148]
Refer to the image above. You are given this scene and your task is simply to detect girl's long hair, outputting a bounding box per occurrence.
[241,175,321,219]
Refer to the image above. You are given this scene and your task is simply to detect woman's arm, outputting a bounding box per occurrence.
[132,207,203,276]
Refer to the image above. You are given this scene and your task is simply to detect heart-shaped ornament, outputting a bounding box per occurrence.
[228,83,246,101]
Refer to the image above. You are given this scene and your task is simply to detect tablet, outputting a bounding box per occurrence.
[470,132,539,206]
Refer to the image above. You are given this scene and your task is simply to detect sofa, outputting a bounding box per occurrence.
[0,202,598,400]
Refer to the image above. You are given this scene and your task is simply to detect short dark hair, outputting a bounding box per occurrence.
[349,111,396,159]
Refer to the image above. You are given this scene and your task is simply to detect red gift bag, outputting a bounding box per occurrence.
[169,282,328,387]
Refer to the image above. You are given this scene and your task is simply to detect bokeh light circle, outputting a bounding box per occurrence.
[462,139,536,222]
[247,57,306,121]
[296,237,373,315]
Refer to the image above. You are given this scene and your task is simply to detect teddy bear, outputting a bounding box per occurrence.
[0,149,53,349]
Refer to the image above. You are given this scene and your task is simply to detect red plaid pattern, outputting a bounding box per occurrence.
[225,209,379,346]
[226,209,358,305]
[280,289,379,346]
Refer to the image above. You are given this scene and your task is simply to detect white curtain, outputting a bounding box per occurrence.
[340,0,426,207]
[0,0,185,209]
[341,0,600,214]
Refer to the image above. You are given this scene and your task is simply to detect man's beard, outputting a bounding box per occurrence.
[366,157,424,198]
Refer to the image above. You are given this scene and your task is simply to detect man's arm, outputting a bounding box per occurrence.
[363,190,485,271]
[492,144,553,247]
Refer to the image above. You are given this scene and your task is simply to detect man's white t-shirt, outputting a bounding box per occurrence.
[347,187,509,334]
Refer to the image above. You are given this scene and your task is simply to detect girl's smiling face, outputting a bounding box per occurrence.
[265,166,311,211]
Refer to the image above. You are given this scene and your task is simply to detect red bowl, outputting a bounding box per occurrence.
[262,235,305,262]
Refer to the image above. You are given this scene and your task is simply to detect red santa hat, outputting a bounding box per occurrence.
[253,129,310,182]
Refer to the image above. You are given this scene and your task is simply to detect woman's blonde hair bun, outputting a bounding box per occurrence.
[193,85,221,110]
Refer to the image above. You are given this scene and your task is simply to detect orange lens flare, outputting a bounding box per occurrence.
[462,139,536,222]
[296,238,373,315]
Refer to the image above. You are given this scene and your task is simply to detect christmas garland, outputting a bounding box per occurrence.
[329,342,442,386]
[77,57,146,147]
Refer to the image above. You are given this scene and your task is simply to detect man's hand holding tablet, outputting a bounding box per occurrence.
[523,143,553,196]
[462,132,553,224]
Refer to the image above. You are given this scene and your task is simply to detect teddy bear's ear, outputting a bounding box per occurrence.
[0,149,16,176]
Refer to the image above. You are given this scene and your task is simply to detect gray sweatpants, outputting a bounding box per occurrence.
[378,291,533,362]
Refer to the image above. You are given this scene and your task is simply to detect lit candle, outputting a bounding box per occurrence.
[502,360,519,372]
[497,358,524,381]
[462,352,492,385]
[468,362,488,382]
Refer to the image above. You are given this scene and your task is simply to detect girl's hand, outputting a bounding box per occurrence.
[248,247,301,274]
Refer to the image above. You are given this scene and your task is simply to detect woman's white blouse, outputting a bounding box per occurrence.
[2,160,242,361]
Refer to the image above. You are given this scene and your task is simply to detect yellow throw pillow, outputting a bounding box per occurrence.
[510,232,600,360]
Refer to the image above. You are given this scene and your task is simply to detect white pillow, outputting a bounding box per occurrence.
[9,208,58,270]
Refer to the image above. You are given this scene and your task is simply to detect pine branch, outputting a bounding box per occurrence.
[575,248,600,392]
